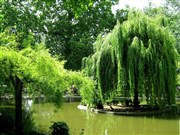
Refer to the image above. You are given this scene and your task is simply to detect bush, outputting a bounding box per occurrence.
[50,121,70,135]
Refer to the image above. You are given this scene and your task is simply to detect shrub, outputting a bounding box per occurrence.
[50,121,70,135]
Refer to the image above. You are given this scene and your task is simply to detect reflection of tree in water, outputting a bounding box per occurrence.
[32,102,179,135]
[81,110,180,135]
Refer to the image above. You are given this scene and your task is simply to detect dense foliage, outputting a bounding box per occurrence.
[50,121,69,135]
[0,30,94,134]
[143,0,180,97]
[144,0,180,54]
[0,1,179,134]
[83,11,177,107]
[0,0,118,70]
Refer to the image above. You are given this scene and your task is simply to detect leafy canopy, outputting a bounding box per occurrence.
[0,0,118,70]
[83,11,177,107]
[0,32,94,106]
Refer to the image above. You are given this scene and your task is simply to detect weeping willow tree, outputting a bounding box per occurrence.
[83,11,178,108]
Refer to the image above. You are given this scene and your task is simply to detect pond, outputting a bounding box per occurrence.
[32,102,180,135]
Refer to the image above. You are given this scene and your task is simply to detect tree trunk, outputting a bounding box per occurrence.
[134,86,139,108]
[14,76,23,135]
[133,75,139,108]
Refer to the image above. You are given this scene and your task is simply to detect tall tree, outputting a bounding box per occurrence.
[0,46,94,134]
[0,30,94,134]
[44,0,117,70]
[0,0,118,70]
[83,11,177,108]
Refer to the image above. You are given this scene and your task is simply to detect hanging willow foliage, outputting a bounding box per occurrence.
[83,11,177,107]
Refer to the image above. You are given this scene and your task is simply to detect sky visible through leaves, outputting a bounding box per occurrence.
[112,0,166,13]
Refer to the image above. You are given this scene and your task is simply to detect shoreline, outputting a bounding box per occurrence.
[77,104,176,116]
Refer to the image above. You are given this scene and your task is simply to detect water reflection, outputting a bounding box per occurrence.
[24,99,33,111]
[32,102,180,135]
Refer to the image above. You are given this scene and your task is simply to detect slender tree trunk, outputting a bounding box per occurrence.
[134,85,139,108]
[14,76,23,135]
[134,75,139,108]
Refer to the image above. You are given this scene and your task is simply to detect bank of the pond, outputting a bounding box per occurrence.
[77,104,179,116]
[0,94,82,102]
[63,95,82,102]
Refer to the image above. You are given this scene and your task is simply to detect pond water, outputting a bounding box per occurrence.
[32,102,180,135]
